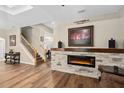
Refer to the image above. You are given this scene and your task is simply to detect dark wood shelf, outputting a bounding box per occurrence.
[98,65,124,76]
[51,48,124,53]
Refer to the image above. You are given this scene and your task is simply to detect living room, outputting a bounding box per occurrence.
[51,5,124,87]
[0,2,123,91]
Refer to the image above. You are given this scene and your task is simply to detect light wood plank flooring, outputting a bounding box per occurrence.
[0,62,99,88]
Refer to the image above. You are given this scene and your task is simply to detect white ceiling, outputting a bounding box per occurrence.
[0,5,33,15]
[0,5,123,27]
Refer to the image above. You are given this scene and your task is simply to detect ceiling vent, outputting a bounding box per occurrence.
[74,19,90,24]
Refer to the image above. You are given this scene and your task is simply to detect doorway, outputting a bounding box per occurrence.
[0,37,5,61]
[44,31,53,60]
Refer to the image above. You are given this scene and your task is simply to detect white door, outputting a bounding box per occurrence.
[0,39,5,60]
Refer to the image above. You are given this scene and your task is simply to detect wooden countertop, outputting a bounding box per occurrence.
[51,48,124,53]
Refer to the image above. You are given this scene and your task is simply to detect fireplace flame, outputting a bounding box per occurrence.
[70,60,92,65]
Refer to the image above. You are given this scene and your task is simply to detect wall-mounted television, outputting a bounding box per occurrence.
[68,25,94,47]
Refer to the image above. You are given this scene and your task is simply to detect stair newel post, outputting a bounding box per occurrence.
[34,48,37,65]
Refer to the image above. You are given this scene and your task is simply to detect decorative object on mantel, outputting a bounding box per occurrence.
[68,25,94,47]
[58,40,63,48]
[9,35,16,46]
[108,38,116,48]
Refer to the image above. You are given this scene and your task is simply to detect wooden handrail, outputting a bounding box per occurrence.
[21,34,37,65]
[21,35,36,51]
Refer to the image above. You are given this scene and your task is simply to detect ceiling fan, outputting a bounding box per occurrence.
[73,9,90,24]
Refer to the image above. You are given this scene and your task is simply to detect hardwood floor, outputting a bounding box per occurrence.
[0,62,99,88]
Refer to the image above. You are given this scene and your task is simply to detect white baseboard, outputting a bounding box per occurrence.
[21,61,35,65]
[0,59,5,61]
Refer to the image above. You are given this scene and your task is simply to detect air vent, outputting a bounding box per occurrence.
[74,19,90,24]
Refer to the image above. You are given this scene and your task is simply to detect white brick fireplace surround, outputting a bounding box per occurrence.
[51,48,124,79]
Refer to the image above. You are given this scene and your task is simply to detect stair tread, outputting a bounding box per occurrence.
[36,57,42,59]
[37,60,43,62]
[36,55,41,57]
[37,57,43,60]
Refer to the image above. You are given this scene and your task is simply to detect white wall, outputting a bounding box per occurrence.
[53,17,124,48]
[0,29,6,39]
[0,11,9,28]
[5,28,20,52]
[120,16,124,48]
[21,26,33,43]
[4,28,34,65]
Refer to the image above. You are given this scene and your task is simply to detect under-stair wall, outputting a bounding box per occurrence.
[21,34,44,65]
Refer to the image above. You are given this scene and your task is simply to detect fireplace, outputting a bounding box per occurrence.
[67,55,95,68]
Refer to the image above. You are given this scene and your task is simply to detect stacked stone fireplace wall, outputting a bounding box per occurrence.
[51,51,124,79]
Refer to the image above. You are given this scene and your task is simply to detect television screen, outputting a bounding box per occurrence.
[68,25,94,47]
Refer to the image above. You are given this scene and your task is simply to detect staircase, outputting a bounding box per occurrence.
[21,34,44,65]
[36,53,44,65]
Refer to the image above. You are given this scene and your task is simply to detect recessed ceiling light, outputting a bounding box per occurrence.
[0,5,33,15]
[51,21,55,25]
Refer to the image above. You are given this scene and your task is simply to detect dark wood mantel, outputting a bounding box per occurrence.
[51,48,124,53]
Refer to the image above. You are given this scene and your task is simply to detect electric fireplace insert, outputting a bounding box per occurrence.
[67,55,95,68]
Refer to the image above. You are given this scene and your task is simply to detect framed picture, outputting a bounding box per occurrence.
[68,25,94,47]
[40,36,44,42]
[9,35,16,46]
